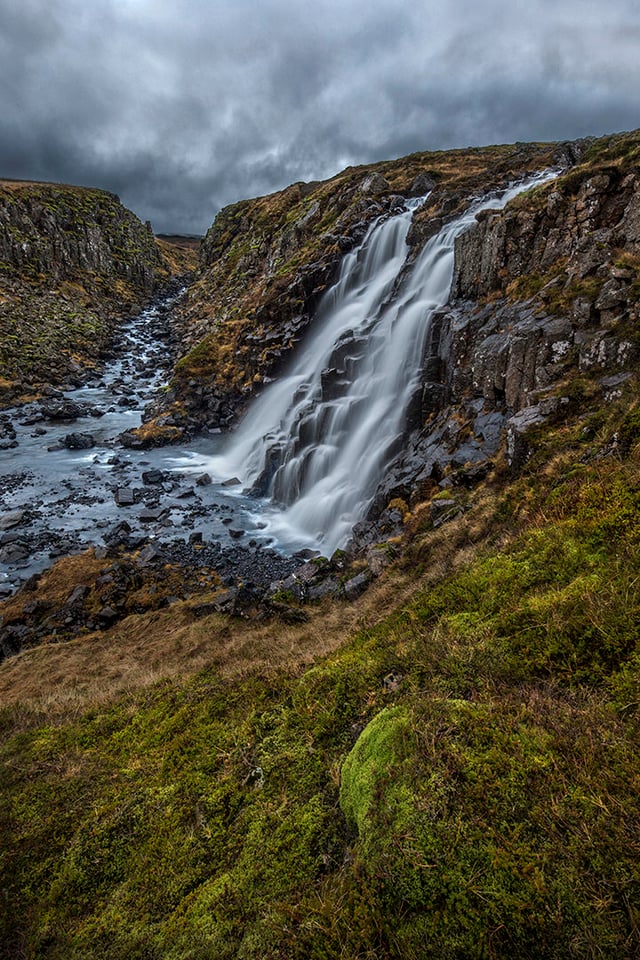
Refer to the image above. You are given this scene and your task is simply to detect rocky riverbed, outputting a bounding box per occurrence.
[0,284,300,600]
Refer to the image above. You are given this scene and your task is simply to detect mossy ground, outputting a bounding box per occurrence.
[2,382,640,958]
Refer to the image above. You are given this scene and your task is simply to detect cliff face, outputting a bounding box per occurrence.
[155,141,562,433]
[0,180,172,395]
[367,133,640,520]
[147,130,640,545]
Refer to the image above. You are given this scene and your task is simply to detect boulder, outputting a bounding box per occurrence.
[115,487,135,507]
[0,510,25,531]
[63,432,95,450]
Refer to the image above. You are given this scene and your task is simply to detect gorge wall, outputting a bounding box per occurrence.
[151,132,640,549]
[367,135,640,523]
[151,140,563,435]
[0,180,175,397]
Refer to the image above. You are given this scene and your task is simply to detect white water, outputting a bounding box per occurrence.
[194,170,557,554]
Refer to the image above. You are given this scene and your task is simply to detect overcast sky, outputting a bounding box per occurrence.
[1,0,639,234]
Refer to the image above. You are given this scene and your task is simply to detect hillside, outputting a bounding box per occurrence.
[1,132,640,958]
[0,180,195,402]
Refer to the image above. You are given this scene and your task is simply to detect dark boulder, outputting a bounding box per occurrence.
[63,432,95,450]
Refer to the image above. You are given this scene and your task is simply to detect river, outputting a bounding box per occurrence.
[0,286,300,596]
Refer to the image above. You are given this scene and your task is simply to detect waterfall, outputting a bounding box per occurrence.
[202,170,557,554]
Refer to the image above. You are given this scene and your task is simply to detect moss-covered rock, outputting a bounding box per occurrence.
[339,705,412,833]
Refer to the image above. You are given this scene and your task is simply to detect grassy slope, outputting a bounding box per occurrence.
[1,383,640,958]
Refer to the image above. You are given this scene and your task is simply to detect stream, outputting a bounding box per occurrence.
[0,286,300,597]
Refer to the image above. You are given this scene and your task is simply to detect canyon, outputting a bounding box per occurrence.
[1,131,640,958]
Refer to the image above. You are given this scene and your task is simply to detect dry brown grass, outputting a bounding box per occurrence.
[0,496,504,721]
[0,552,106,625]
[0,560,422,717]
[0,178,97,194]
[155,237,199,274]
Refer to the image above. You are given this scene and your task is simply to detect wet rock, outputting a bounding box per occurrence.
[0,541,29,563]
[115,487,135,506]
[195,472,212,486]
[0,418,17,441]
[119,431,144,449]
[0,510,25,531]
[64,432,95,450]
[142,469,164,484]
[104,520,133,545]
[228,527,245,539]
[294,548,321,561]
[139,506,168,523]
[175,486,196,499]
[40,400,87,421]
[221,477,241,487]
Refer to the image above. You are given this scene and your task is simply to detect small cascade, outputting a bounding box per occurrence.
[204,170,557,554]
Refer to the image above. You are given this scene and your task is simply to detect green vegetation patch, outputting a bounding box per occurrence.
[3,415,640,958]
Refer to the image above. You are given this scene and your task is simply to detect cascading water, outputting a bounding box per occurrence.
[201,170,557,554]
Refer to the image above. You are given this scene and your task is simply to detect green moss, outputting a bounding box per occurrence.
[335,694,640,959]
[339,706,412,832]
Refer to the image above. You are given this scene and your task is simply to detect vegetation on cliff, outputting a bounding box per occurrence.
[0,180,195,399]
[161,140,563,431]
[160,131,640,445]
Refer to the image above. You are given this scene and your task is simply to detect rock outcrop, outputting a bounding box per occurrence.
[0,180,173,394]
[368,134,640,514]
[155,141,561,434]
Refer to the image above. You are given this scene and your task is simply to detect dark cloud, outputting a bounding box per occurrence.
[1,0,638,233]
